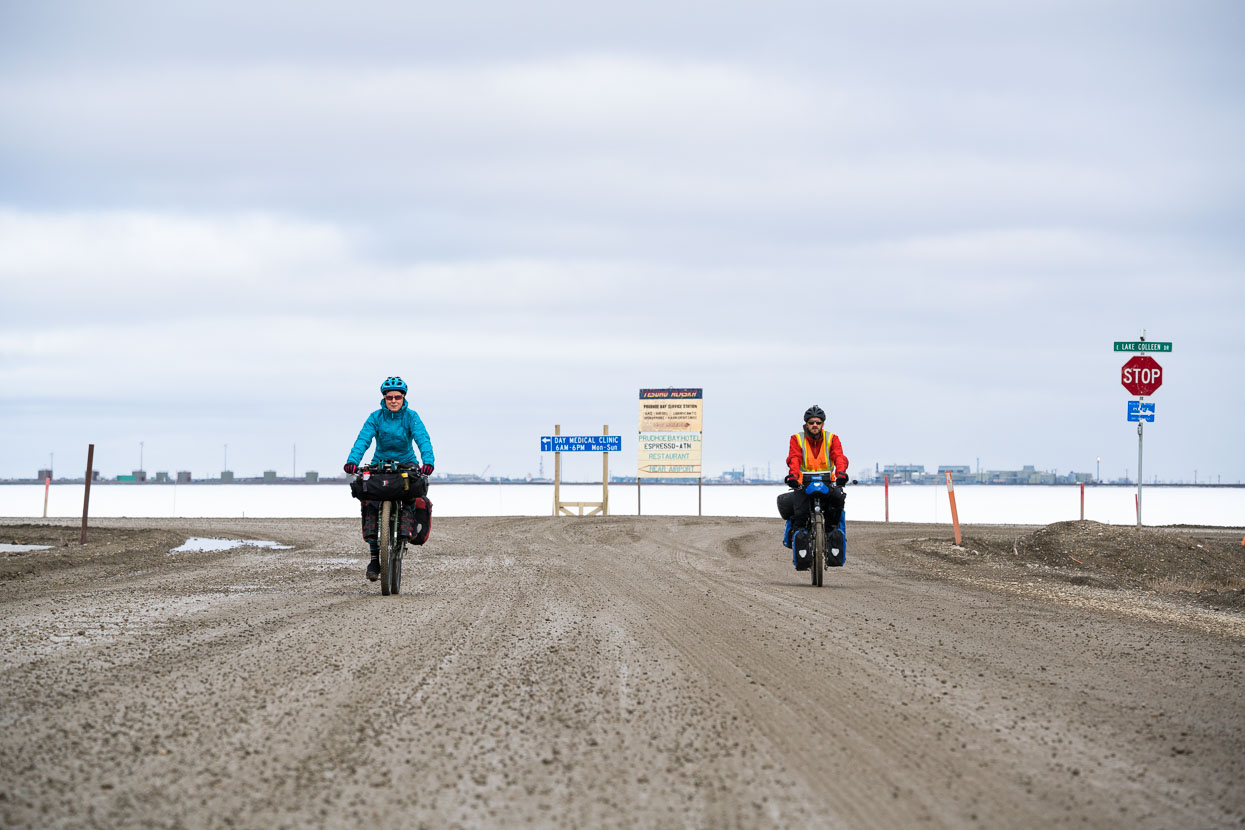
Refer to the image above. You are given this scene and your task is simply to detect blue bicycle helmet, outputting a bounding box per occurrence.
[380,376,408,396]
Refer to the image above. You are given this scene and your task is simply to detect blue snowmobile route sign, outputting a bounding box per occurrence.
[541,435,622,452]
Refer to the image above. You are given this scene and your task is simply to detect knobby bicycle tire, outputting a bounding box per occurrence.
[812,512,825,587]
[379,501,393,596]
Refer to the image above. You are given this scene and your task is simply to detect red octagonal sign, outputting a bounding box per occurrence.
[1122,355,1163,396]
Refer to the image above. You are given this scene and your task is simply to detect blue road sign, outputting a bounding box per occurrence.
[540,435,622,452]
[1127,401,1155,423]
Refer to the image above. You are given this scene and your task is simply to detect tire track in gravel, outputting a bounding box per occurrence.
[1,527,504,827]
[556,516,1244,829]
[575,518,994,828]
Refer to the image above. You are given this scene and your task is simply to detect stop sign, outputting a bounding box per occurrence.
[1122,355,1163,396]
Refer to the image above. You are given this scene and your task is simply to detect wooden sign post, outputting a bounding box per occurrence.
[550,425,612,517]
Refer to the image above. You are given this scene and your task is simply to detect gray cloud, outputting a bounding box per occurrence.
[1,0,1242,483]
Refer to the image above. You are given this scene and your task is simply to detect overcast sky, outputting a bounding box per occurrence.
[2,0,1242,484]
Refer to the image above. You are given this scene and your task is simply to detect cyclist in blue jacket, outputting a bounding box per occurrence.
[343,377,435,580]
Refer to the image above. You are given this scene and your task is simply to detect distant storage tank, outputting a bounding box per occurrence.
[221,471,235,483]
[37,469,52,481]
[304,471,319,483]
[154,472,170,483]
[176,471,192,483]
[263,470,277,483]
[133,470,147,482]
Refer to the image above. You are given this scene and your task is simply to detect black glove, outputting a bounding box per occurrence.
[835,473,849,487]
[343,463,358,475]
[420,464,434,476]
[785,475,801,490]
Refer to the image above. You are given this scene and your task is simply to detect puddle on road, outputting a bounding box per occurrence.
[0,543,54,553]
[170,538,293,553]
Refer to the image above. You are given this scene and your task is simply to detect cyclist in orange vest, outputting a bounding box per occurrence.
[778,405,849,567]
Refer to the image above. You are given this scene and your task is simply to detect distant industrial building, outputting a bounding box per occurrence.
[263,470,277,483]
[304,471,319,483]
[221,470,234,483]
[881,464,925,483]
[176,471,192,484]
[133,470,147,482]
[154,471,170,483]
[37,469,52,481]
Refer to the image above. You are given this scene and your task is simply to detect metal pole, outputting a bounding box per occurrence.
[80,444,94,544]
[698,476,702,517]
[637,472,642,516]
[1140,418,1145,530]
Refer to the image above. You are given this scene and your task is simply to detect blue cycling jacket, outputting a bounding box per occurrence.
[346,400,435,467]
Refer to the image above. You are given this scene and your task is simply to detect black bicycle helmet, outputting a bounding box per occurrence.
[804,405,826,423]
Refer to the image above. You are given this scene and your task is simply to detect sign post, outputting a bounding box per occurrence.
[945,471,962,545]
[542,426,620,516]
[80,444,94,544]
[637,388,704,516]
[1118,335,1168,527]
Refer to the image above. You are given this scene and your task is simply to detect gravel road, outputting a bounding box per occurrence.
[2,516,1243,829]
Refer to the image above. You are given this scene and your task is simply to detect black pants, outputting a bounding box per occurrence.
[778,488,845,529]
[361,501,420,544]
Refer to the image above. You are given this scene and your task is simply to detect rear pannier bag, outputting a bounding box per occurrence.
[350,470,427,502]
[405,497,432,545]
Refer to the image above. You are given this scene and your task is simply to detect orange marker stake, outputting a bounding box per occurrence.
[946,471,962,546]
[884,474,890,523]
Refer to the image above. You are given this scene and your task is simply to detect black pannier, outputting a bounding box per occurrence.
[777,490,796,520]
[350,470,428,502]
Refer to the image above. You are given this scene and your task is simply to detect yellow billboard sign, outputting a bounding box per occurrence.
[637,432,701,478]
[638,388,703,432]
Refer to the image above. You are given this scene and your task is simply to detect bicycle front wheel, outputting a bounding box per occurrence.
[379,501,393,596]
[811,513,825,587]
[391,538,404,595]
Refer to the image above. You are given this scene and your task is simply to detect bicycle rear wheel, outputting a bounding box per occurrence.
[811,513,825,587]
[379,501,393,596]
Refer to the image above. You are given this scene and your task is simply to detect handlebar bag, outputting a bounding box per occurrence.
[350,471,427,502]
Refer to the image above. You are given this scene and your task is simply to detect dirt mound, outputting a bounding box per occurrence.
[905,521,1245,611]
[1,523,188,581]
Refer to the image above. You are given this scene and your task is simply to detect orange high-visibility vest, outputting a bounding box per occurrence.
[794,432,836,472]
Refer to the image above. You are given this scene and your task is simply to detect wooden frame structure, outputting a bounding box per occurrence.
[552,424,610,517]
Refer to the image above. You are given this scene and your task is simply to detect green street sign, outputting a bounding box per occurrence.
[1114,341,1172,353]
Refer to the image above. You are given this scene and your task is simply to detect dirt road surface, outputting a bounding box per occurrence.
[2,516,1243,829]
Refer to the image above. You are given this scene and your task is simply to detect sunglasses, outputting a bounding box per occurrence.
[384,394,404,401]
[806,419,823,426]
